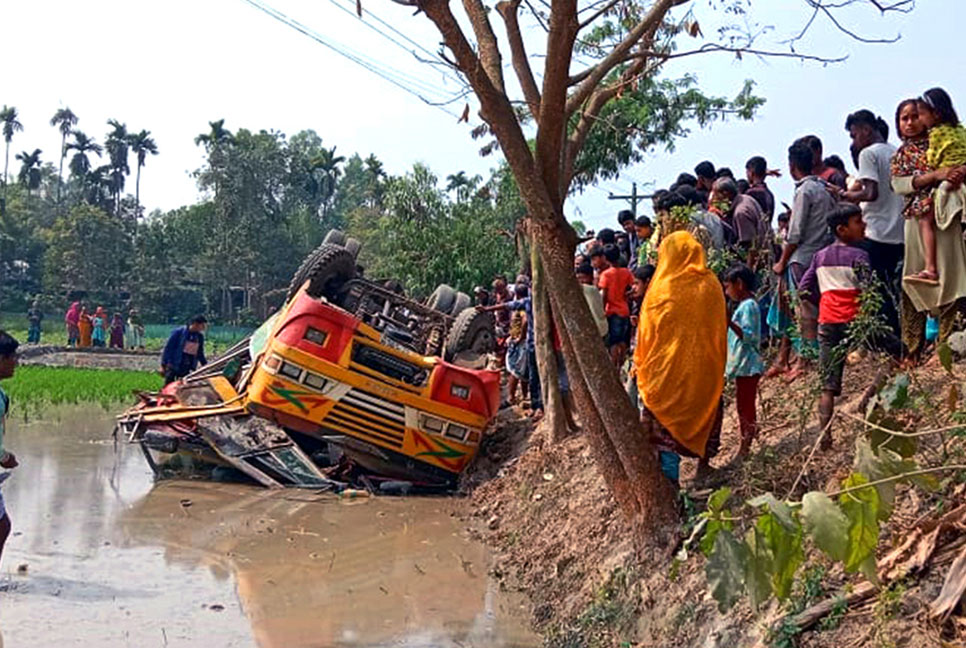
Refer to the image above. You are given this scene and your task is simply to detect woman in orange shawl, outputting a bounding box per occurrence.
[78,306,93,348]
[634,231,727,484]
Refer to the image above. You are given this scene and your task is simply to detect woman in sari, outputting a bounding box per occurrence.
[891,98,966,360]
[64,302,81,347]
[634,231,728,485]
[109,313,125,349]
[78,306,93,348]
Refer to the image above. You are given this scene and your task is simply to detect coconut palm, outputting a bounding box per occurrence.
[50,107,78,203]
[66,130,103,178]
[127,129,158,215]
[15,149,43,192]
[1,106,24,202]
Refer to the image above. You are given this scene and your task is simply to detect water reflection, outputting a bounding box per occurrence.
[0,405,536,648]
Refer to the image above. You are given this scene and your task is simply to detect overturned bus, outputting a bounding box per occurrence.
[116,232,500,491]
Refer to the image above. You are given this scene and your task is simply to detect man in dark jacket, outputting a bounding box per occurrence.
[161,315,208,385]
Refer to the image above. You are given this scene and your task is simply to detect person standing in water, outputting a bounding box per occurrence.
[0,331,21,566]
[161,316,209,385]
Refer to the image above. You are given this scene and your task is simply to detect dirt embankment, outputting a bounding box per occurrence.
[463,355,966,647]
[19,345,159,372]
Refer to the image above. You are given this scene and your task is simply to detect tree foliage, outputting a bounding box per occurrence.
[700,374,943,612]
[0,110,523,323]
[346,162,519,297]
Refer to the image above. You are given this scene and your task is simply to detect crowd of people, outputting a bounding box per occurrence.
[61,303,145,350]
[479,87,966,487]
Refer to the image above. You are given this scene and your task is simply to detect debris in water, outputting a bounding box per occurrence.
[179,499,193,508]
[208,604,225,612]
[16,563,27,574]
[340,488,370,499]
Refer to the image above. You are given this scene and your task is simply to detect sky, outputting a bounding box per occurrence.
[1,0,961,234]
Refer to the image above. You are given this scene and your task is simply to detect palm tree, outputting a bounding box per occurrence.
[66,130,103,178]
[311,145,345,222]
[127,129,158,216]
[84,164,113,211]
[15,149,43,192]
[193,119,233,150]
[104,119,129,216]
[50,107,78,204]
[1,106,24,203]
[195,120,233,201]
[445,171,480,202]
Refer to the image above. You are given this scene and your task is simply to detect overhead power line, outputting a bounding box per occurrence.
[240,0,463,118]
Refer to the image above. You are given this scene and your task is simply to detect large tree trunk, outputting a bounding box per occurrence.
[532,213,679,547]
[529,237,566,441]
[417,0,678,547]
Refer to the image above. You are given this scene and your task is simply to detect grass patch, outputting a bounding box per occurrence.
[2,366,162,412]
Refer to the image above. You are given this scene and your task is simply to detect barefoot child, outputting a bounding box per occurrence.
[723,264,764,458]
[907,87,966,284]
[798,205,901,449]
[0,331,21,566]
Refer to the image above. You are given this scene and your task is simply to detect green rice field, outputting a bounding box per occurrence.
[2,366,162,412]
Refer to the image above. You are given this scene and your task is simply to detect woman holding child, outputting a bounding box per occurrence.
[891,90,966,360]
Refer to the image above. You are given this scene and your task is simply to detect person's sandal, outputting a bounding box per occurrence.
[905,271,940,285]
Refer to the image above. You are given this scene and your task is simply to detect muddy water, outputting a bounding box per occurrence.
[0,405,537,647]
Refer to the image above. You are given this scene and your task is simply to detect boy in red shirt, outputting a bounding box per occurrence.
[597,244,634,366]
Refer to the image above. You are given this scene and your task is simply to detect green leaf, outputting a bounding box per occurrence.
[854,439,894,520]
[879,373,910,411]
[706,529,747,613]
[708,487,732,514]
[748,492,797,532]
[756,512,804,601]
[938,342,953,373]
[838,473,880,584]
[701,517,733,557]
[865,410,917,457]
[744,526,773,611]
[801,492,849,562]
[877,447,938,492]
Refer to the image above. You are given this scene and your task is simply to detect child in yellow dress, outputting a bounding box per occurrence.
[907,87,966,284]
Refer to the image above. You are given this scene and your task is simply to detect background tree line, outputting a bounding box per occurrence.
[0,107,521,324]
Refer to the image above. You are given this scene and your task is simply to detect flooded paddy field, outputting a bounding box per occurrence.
[0,405,537,647]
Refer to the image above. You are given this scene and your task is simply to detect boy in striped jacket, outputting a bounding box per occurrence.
[799,203,901,449]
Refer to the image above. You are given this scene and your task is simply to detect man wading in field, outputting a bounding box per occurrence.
[0,331,21,566]
[161,316,208,385]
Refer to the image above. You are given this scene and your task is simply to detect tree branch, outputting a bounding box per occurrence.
[417,0,559,224]
[787,0,914,45]
[565,0,682,117]
[563,55,649,189]
[461,0,506,92]
[534,0,580,207]
[497,0,542,123]
[578,0,621,30]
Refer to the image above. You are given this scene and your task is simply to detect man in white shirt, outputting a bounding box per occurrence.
[830,109,905,335]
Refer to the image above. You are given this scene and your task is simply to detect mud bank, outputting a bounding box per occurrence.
[464,358,966,647]
[18,346,159,372]
[0,405,538,647]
